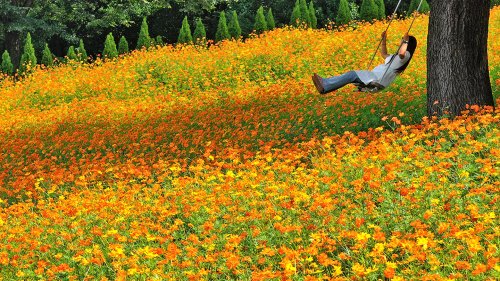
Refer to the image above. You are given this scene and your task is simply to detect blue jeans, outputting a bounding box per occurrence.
[322,71,362,93]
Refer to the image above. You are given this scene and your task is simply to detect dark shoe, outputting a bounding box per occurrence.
[312,73,325,94]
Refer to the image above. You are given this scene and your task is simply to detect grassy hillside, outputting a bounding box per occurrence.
[0,8,499,280]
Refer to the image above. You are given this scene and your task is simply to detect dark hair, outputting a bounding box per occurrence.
[395,36,417,73]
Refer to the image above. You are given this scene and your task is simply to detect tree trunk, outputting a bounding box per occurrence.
[5,31,22,69]
[427,0,494,117]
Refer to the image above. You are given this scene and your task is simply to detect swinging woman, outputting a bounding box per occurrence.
[312,31,417,94]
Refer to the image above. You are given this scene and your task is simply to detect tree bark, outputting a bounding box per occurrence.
[427,0,494,117]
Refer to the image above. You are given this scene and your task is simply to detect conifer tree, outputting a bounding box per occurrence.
[336,0,352,25]
[299,0,311,26]
[118,36,129,54]
[215,11,230,42]
[266,8,276,30]
[360,0,379,22]
[375,0,385,19]
[254,6,268,34]
[41,44,53,67]
[308,1,318,28]
[290,1,302,27]
[67,46,77,61]
[155,36,164,45]
[408,0,429,15]
[1,50,14,75]
[137,17,151,49]
[193,18,207,45]
[103,33,118,59]
[77,39,88,62]
[228,11,242,39]
[19,33,37,74]
[178,16,193,44]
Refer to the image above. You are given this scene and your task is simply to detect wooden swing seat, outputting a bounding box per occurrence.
[354,81,385,93]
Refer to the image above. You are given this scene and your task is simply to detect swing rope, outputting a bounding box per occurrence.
[378,0,424,84]
[366,0,404,70]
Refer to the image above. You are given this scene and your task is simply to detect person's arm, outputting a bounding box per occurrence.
[380,31,389,59]
[380,31,390,59]
[398,33,410,59]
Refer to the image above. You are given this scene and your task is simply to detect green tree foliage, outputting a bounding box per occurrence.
[77,39,88,62]
[41,43,53,67]
[136,17,151,49]
[254,6,268,34]
[66,46,77,61]
[336,0,352,25]
[228,11,242,39]
[266,8,276,30]
[1,50,14,75]
[118,36,130,54]
[103,33,118,59]
[215,11,230,42]
[178,16,193,44]
[309,1,318,29]
[408,0,430,15]
[375,0,386,19]
[299,0,311,26]
[19,32,37,74]
[155,36,164,45]
[290,1,302,27]
[360,0,379,22]
[193,18,207,45]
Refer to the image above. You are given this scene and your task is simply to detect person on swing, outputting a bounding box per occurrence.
[312,31,417,94]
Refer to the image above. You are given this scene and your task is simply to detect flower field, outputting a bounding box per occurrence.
[0,8,499,280]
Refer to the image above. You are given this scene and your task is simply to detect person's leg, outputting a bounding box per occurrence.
[321,71,362,93]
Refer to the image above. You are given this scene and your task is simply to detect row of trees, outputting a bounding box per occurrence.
[1,0,440,71]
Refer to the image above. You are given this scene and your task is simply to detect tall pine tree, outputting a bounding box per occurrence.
[118,36,129,54]
[375,0,386,19]
[254,6,268,34]
[178,16,193,44]
[266,8,276,30]
[336,0,352,25]
[360,0,379,22]
[408,0,430,15]
[228,11,242,39]
[299,0,311,27]
[290,1,302,27]
[19,33,37,74]
[215,11,230,43]
[137,17,151,49]
[77,39,88,62]
[308,1,318,29]
[193,18,207,45]
[1,51,14,75]
[66,46,77,61]
[103,33,118,59]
